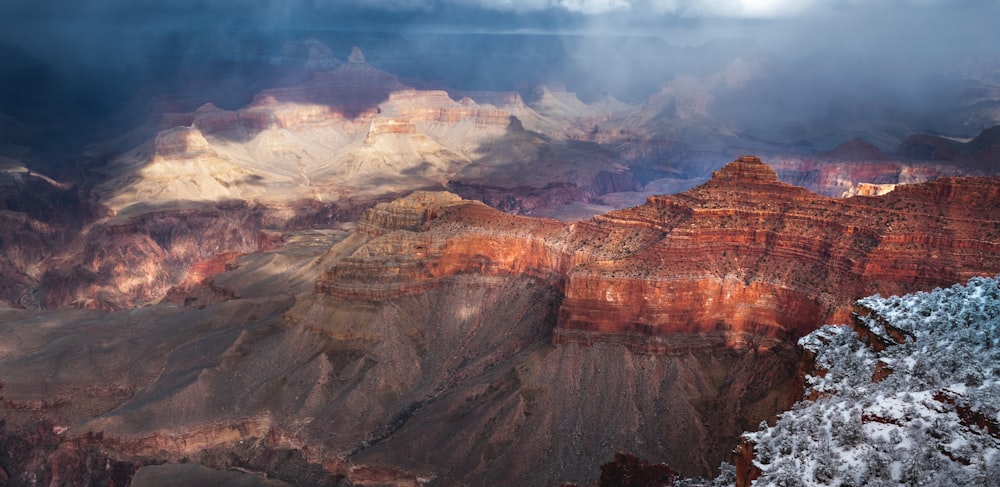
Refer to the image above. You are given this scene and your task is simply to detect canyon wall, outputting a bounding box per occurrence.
[319,157,1000,352]
[3,157,999,485]
[299,156,1000,481]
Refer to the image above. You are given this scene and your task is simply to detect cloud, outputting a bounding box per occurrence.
[557,0,632,14]
[677,0,815,17]
[309,0,814,17]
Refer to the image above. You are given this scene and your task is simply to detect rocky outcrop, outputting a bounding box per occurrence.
[186,52,510,140]
[841,182,896,197]
[767,155,954,197]
[557,157,1000,344]
[317,192,570,300]
[321,157,1000,350]
[162,251,245,307]
[95,47,634,222]
[5,157,998,486]
[72,57,637,310]
[733,438,761,487]
[307,162,999,478]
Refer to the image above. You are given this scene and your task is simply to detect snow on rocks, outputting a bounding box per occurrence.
[738,276,1000,486]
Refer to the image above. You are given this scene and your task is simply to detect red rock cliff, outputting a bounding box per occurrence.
[556,156,1000,347]
[320,157,1000,351]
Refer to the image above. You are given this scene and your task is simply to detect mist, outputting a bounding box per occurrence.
[1,0,998,162]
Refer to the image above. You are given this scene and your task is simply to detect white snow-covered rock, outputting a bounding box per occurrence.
[739,276,1000,486]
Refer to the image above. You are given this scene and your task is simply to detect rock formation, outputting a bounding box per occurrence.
[557,157,1000,346]
[763,126,999,198]
[5,32,1000,486]
[92,45,633,221]
[36,199,360,310]
[304,156,998,481]
[46,44,996,313]
[23,46,638,310]
[766,143,962,198]
[2,157,999,486]
[0,159,79,307]
[322,157,1000,350]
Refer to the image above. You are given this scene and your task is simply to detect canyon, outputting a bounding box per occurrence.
[2,155,999,485]
[1,34,1000,486]
[4,43,997,313]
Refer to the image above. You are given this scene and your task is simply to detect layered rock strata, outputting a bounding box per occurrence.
[321,157,1000,352]
[96,46,635,225]
[3,157,999,486]
[556,157,1000,347]
[303,157,1000,481]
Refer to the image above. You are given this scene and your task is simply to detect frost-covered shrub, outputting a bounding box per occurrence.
[742,276,1000,486]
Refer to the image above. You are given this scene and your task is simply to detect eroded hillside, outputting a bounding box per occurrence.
[2,158,999,485]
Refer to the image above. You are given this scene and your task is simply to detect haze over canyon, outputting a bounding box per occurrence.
[1,1,999,485]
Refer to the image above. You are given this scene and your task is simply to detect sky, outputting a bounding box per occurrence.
[2,0,998,34]
[1,0,998,153]
[2,0,997,64]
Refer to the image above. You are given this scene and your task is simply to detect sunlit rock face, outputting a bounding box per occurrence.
[316,191,571,301]
[20,42,992,313]
[338,157,997,347]
[97,46,633,219]
[5,27,1000,486]
[2,157,999,486]
[28,46,638,310]
[557,157,1000,347]
[320,156,1000,348]
[300,157,999,481]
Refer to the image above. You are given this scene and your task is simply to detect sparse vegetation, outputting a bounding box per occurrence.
[736,276,1000,486]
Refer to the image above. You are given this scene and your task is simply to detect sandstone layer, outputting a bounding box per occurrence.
[556,157,1000,347]
[24,44,994,314]
[322,157,1000,349]
[3,157,999,486]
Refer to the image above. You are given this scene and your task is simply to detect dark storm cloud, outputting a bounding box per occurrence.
[1,0,997,152]
[3,0,996,52]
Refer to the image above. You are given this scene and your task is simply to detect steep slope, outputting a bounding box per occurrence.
[14,41,997,312]
[28,45,638,310]
[309,157,1000,481]
[2,158,999,486]
[94,46,632,218]
[556,156,1000,346]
